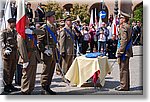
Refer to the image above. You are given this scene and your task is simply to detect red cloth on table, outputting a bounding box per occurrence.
[92,70,100,84]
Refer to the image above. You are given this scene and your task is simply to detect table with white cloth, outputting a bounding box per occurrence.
[65,55,111,87]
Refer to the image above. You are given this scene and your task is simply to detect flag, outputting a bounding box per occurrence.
[112,16,117,35]
[98,13,102,28]
[16,0,26,39]
[0,0,11,31]
[89,9,94,27]
[94,8,98,29]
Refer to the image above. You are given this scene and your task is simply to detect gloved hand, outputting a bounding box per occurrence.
[44,48,52,56]
[61,52,66,58]
[4,47,12,55]
[23,62,29,69]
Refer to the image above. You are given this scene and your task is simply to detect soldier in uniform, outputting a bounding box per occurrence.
[38,11,57,95]
[115,12,133,91]
[17,16,41,95]
[0,18,19,92]
[59,16,75,75]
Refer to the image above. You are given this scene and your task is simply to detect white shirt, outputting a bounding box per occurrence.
[98,34,106,42]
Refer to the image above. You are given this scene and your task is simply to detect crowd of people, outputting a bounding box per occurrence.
[0,1,143,95]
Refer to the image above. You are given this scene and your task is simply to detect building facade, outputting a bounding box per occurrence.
[0,0,143,22]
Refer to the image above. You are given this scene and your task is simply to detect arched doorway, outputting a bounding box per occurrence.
[120,0,133,16]
[89,2,109,24]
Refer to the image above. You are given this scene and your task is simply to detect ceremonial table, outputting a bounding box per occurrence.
[65,55,111,87]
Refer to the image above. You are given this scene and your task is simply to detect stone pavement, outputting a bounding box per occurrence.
[1,46,143,95]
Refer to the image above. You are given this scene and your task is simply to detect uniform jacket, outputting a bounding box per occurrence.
[59,25,75,55]
[38,22,57,53]
[117,23,133,58]
[0,28,18,59]
[17,28,41,65]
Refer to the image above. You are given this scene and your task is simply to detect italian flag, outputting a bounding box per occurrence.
[89,9,94,27]
[94,8,98,29]
[16,0,26,39]
[112,16,117,35]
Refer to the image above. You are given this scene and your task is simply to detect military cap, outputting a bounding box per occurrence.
[120,11,131,18]
[7,18,16,23]
[64,16,72,22]
[45,11,55,17]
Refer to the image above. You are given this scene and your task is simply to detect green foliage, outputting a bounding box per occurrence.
[44,2,64,20]
[70,4,90,23]
[133,5,143,23]
[44,2,90,24]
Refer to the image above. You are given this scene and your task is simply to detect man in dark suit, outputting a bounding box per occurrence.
[35,3,45,22]
[26,2,33,22]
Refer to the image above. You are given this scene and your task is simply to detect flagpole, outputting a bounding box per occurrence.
[3,0,8,29]
[0,0,11,31]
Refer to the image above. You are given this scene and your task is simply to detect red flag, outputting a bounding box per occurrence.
[92,70,100,84]
[112,16,116,35]
[16,0,26,39]
[94,8,98,29]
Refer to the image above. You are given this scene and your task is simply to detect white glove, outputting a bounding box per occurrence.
[44,48,52,56]
[4,47,12,55]
[23,62,29,68]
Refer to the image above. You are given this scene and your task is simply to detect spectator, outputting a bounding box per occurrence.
[107,22,112,40]
[81,25,90,54]
[100,22,109,42]
[108,14,113,24]
[97,28,106,55]
[131,21,137,45]
[134,21,142,45]
[89,25,97,52]
[26,2,33,22]
[107,34,117,59]
[11,1,17,19]
[35,3,45,22]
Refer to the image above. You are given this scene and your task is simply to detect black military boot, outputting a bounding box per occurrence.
[42,85,56,95]
[4,85,12,93]
[9,84,20,91]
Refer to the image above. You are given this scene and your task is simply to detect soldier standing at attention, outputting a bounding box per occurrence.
[0,18,19,92]
[17,16,41,95]
[38,11,57,95]
[115,12,133,91]
[59,16,75,75]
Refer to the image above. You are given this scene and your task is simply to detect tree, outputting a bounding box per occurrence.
[70,3,90,24]
[44,2,64,20]
[44,2,90,24]
[133,4,143,23]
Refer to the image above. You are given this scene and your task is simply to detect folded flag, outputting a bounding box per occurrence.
[85,52,104,58]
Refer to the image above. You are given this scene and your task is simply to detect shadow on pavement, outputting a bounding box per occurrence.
[130,86,143,91]
[104,80,120,89]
